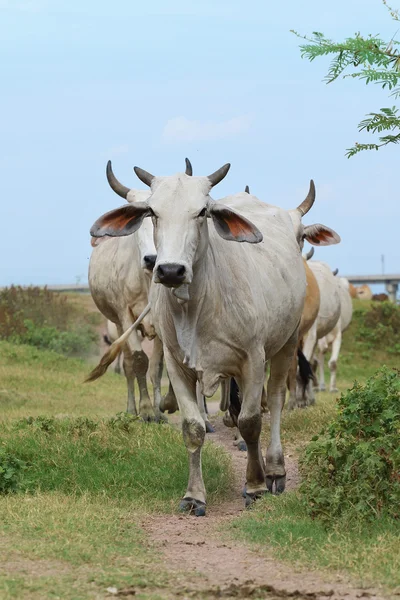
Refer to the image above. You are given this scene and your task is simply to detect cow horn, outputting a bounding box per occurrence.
[106,161,130,199]
[297,180,315,216]
[305,247,314,261]
[208,163,231,187]
[134,166,155,187]
[332,268,339,276]
[185,158,193,176]
[245,185,250,193]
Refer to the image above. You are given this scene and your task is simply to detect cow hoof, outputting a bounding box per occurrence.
[237,440,247,452]
[330,387,339,393]
[244,490,266,508]
[205,421,215,434]
[319,384,326,392]
[266,474,286,494]
[139,413,157,423]
[155,413,168,424]
[178,497,206,517]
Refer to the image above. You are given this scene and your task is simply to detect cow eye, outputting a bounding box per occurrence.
[198,207,207,218]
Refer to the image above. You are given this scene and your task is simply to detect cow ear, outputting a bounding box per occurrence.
[303,224,341,246]
[209,203,263,243]
[90,203,151,238]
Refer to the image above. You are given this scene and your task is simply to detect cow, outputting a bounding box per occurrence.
[301,260,342,401]
[90,162,340,515]
[372,293,389,302]
[349,283,357,299]
[315,276,353,392]
[356,284,373,300]
[88,161,189,421]
[286,256,320,410]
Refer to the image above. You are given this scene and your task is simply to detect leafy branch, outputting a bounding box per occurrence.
[291,1,400,157]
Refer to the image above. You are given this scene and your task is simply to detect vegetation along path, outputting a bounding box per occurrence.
[143,409,386,600]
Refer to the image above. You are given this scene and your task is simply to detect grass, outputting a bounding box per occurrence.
[0,415,232,512]
[229,493,400,591]
[0,338,233,599]
[1,295,399,597]
[0,492,171,599]
[234,303,400,593]
[0,340,128,419]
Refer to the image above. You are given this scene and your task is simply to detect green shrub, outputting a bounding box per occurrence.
[299,367,400,523]
[0,287,99,358]
[0,450,26,493]
[354,302,400,355]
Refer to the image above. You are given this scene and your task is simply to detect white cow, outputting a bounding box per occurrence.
[90,163,339,515]
[316,275,353,392]
[89,161,172,421]
[302,260,342,403]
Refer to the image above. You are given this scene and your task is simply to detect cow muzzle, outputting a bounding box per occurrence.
[143,254,157,272]
[155,263,187,287]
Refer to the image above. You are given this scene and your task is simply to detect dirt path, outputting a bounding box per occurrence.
[144,412,387,600]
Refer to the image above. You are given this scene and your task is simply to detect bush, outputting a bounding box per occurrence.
[0,287,99,358]
[354,302,400,355]
[299,367,400,523]
[0,450,27,493]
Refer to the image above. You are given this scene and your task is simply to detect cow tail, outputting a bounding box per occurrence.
[297,348,315,394]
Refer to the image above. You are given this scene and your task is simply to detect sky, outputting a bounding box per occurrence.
[0,0,399,288]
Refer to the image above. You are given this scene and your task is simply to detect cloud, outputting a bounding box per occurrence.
[162,115,253,143]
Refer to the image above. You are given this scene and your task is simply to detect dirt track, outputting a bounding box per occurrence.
[143,411,387,600]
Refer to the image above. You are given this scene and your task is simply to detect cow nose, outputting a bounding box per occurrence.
[156,263,186,286]
[143,254,157,271]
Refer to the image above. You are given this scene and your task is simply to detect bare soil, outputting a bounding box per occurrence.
[144,410,388,600]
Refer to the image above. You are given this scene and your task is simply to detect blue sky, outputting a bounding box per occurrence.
[0,0,399,287]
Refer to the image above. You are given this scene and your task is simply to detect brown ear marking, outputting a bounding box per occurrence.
[90,203,150,238]
[210,205,263,243]
[222,214,255,238]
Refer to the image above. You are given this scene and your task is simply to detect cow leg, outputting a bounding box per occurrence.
[302,322,317,362]
[196,383,214,433]
[114,352,122,375]
[233,429,247,452]
[122,350,138,416]
[238,359,267,505]
[266,331,298,494]
[164,349,206,515]
[328,330,342,393]
[124,321,155,422]
[286,350,298,411]
[317,340,327,392]
[149,336,167,422]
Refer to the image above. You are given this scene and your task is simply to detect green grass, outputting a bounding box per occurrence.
[242,300,400,592]
[0,339,233,599]
[0,415,232,512]
[229,493,400,591]
[0,340,128,419]
[0,492,171,599]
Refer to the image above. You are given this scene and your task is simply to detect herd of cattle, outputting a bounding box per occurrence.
[86,158,365,515]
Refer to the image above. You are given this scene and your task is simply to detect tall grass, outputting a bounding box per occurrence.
[0,415,233,511]
[0,286,100,357]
